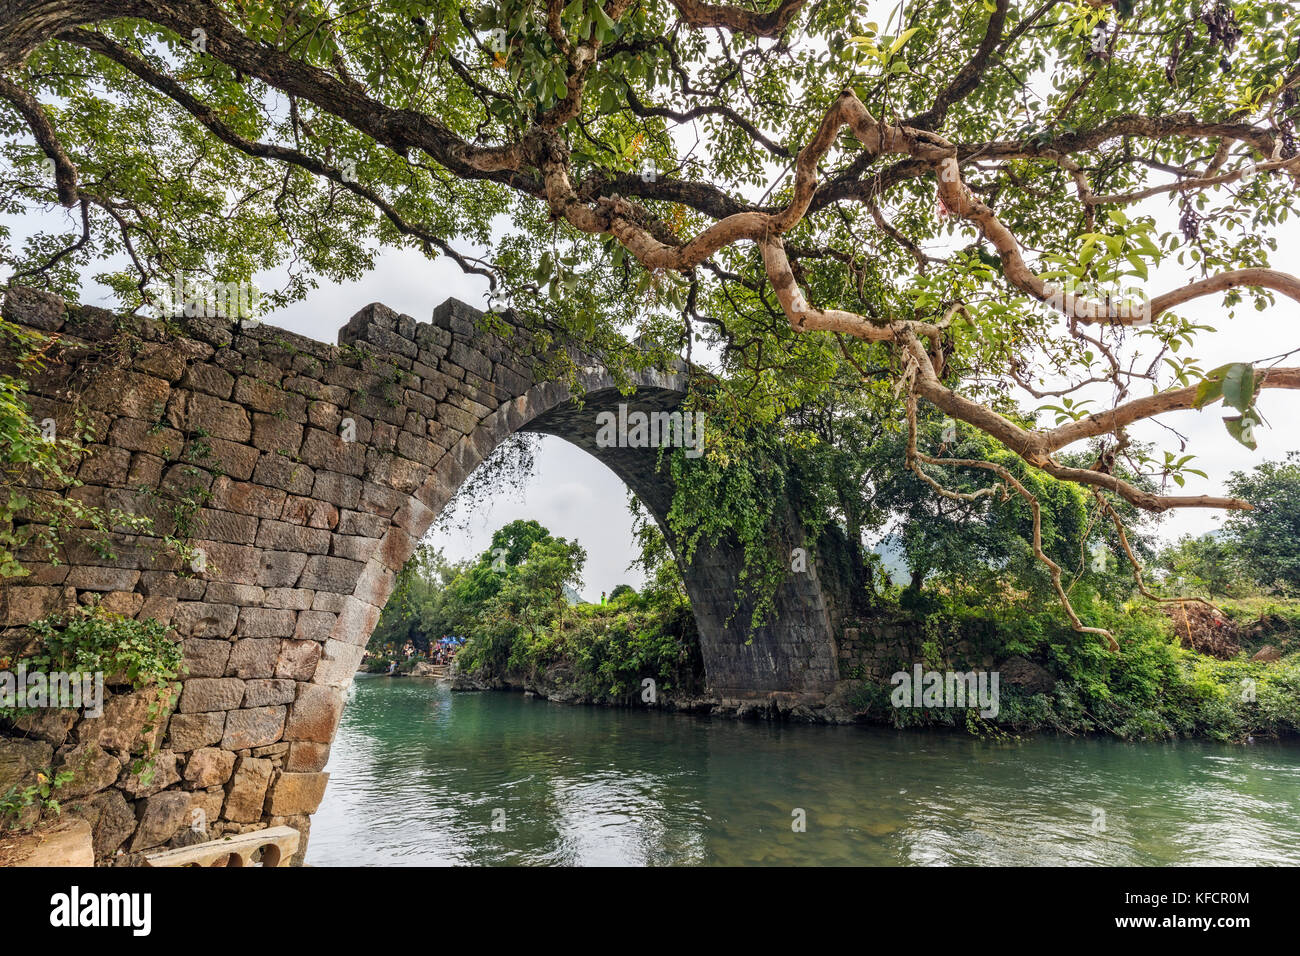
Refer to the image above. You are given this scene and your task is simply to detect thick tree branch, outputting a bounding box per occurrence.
[666,0,808,37]
[0,73,78,205]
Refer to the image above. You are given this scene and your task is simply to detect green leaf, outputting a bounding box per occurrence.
[1223,413,1259,449]
[888,27,919,56]
[592,1,617,33]
[1220,362,1255,413]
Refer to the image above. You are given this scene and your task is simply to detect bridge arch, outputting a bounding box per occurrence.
[0,287,839,863]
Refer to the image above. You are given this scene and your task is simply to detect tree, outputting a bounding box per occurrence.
[467,531,587,672]
[3,0,1298,647]
[1156,532,1244,600]
[1223,454,1300,593]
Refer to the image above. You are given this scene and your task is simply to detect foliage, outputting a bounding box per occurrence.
[3,608,183,731]
[367,520,703,700]
[854,594,1300,741]
[0,768,74,831]
[1222,453,1300,594]
[1156,532,1247,600]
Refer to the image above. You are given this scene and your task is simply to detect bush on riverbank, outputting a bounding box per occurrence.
[505,590,705,701]
[849,597,1300,741]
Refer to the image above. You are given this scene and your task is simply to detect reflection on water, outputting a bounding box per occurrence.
[307,674,1300,866]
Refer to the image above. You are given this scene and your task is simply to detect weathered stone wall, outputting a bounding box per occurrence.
[0,287,841,862]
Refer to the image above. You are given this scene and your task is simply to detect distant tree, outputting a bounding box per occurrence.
[609,583,636,601]
[455,519,554,608]
[1156,533,1245,600]
[469,534,587,672]
[1224,454,1300,594]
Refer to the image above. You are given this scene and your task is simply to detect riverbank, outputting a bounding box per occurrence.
[449,601,1300,742]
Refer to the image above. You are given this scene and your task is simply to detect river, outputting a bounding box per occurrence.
[305,674,1300,866]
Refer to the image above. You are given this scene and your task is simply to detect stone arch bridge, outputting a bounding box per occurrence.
[0,287,842,863]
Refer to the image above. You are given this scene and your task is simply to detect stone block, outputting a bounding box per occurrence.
[256,550,309,587]
[329,596,381,646]
[76,445,131,484]
[243,679,297,707]
[292,610,336,642]
[54,743,122,799]
[178,677,245,713]
[181,638,231,679]
[118,748,180,798]
[195,508,258,545]
[166,390,251,442]
[173,602,239,639]
[281,495,339,530]
[167,712,226,751]
[68,789,135,860]
[285,741,330,773]
[202,438,259,481]
[266,771,330,815]
[256,519,331,554]
[298,555,364,592]
[83,369,171,420]
[203,582,265,606]
[311,471,362,509]
[251,412,305,454]
[299,428,366,476]
[275,640,321,680]
[263,588,315,610]
[65,565,141,592]
[108,416,184,456]
[183,747,237,788]
[221,705,286,750]
[236,608,298,639]
[1,585,65,625]
[284,684,344,742]
[226,637,282,677]
[234,376,306,418]
[252,453,315,495]
[210,477,286,518]
[79,685,177,753]
[179,363,235,399]
[330,534,376,562]
[221,774,272,833]
[130,791,191,851]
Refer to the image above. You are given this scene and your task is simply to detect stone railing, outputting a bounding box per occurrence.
[142,825,300,867]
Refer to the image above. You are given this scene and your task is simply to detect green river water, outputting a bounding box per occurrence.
[306,673,1300,866]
